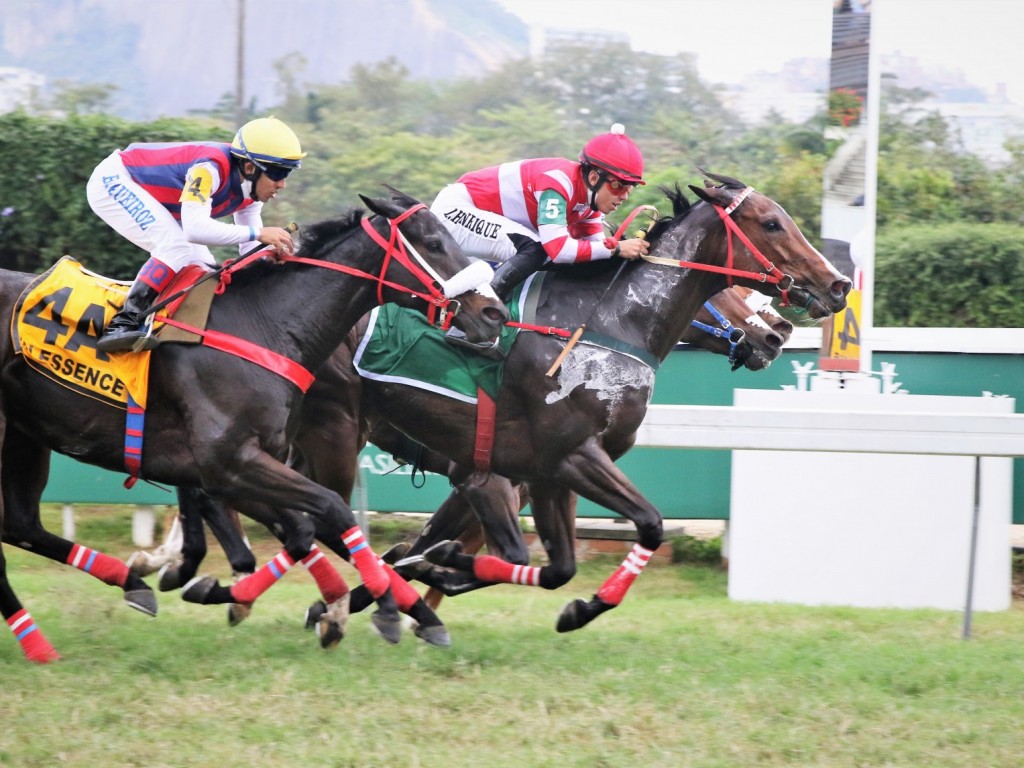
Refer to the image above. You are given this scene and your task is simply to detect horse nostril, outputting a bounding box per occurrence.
[832,279,852,299]
[485,305,510,324]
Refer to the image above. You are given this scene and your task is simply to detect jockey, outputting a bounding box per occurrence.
[429,123,650,355]
[87,116,305,353]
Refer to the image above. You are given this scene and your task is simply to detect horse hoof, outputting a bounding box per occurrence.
[371,610,403,645]
[422,540,463,568]
[321,594,351,648]
[126,551,159,577]
[124,589,158,617]
[381,541,411,565]
[227,602,251,627]
[181,575,219,604]
[413,623,452,648]
[556,598,587,633]
[157,562,183,592]
[305,600,327,630]
[392,554,433,580]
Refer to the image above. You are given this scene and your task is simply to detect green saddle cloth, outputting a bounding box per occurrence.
[353,289,525,403]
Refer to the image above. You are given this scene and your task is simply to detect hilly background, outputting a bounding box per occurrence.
[1,0,529,119]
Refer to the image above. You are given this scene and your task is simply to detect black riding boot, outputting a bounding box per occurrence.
[96,280,160,353]
[490,241,548,301]
[443,242,548,359]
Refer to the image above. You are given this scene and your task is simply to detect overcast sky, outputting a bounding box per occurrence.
[498,0,1024,104]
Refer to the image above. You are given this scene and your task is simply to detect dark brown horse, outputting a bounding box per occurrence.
[326,175,849,632]
[164,175,847,636]
[0,190,507,662]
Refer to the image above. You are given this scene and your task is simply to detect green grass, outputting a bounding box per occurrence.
[3,508,1024,767]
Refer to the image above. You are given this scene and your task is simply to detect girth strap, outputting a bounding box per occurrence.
[157,317,315,393]
[474,387,497,473]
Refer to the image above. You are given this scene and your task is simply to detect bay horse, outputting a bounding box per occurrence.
[168,174,848,635]
[0,190,507,662]
[126,282,792,606]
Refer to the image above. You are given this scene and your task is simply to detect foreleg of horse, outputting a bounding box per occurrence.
[306,518,451,648]
[554,442,663,632]
[182,505,316,606]
[202,445,401,641]
[1,430,156,617]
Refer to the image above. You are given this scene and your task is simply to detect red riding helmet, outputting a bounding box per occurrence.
[579,123,645,185]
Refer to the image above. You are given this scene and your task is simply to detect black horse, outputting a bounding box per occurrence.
[134,282,793,611]
[153,175,848,636]
[0,190,507,662]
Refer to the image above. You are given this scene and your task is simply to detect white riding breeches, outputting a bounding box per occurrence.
[430,183,539,265]
[86,152,217,272]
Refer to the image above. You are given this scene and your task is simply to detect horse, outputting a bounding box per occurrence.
[125,282,793,609]
[171,173,848,636]
[329,174,849,632]
[0,189,507,662]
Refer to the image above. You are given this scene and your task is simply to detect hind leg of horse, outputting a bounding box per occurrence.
[0,542,60,663]
[195,445,402,639]
[1,429,157,617]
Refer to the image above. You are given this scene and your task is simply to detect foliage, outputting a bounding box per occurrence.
[0,111,230,278]
[828,87,863,127]
[669,533,722,565]
[874,222,1024,327]
[4,45,1024,327]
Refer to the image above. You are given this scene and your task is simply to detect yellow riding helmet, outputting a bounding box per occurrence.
[230,116,306,170]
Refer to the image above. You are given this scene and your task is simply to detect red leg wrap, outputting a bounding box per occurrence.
[8,609,60,664]
[474,555,541,586]
[230,550,296,604]
[382,562,421,611]
[67,543,128,587]
[302,545,349,604]
[343,527,389,598]
[595,544,654,606]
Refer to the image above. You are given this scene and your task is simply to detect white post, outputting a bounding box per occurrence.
[131,506,156,547]
[62,504,75,540]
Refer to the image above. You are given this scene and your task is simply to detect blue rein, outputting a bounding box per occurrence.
[690,300,746,365]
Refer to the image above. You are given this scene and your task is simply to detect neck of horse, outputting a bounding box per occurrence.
[234,241,386,376]
[590,205,732,363]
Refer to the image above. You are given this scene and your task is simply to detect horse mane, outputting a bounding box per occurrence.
[295,208,366,258]
[643,183,694,245]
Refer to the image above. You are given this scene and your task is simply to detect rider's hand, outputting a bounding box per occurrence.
[258,226,296,259]
[614,237,650,260]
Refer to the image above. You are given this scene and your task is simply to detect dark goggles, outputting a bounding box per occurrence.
[260,163,293,182]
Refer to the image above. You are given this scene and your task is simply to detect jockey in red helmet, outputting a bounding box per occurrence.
[430,124,650,356]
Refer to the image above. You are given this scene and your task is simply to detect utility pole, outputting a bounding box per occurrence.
[235,0,246,126]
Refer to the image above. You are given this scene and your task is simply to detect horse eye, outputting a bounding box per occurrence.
[764,219,782,232]
[423,238,443,253]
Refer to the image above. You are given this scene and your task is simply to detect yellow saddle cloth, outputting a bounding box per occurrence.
[12,256,153,409]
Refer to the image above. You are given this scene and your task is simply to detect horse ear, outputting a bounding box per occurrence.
[360,194,403,219]
[688,184,716,205]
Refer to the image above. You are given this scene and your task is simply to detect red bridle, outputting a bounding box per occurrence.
[219,203,463,329]
[632,187,794,306]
